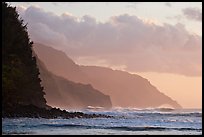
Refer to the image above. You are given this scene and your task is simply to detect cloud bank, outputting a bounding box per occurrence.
[17,6,202,76]
[182,7,202,21]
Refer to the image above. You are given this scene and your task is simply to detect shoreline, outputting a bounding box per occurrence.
[2,104,112,119]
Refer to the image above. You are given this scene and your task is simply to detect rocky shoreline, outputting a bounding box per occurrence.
[2,104,112,119]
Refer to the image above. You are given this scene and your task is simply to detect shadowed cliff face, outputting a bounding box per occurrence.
[35,55,112,109]
[33,43,182,109]
[2,3,47,110]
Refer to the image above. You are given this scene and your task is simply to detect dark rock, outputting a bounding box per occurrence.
[2,104,112,119]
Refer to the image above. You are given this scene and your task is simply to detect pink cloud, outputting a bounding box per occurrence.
[17,6,202,76]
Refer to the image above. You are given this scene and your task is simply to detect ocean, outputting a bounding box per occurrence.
[2,107,202,135]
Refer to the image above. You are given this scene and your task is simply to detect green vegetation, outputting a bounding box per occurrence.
[1,3,112,119]
[2,2,46,110]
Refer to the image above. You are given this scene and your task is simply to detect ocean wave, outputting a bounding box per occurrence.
[41,124,92,128]
[83,107,201,113]
[2,131,34,135]
[84,111,202,119]
[109,126,202,132]
[35,124,202,132]
[62,109,200,117]
[129,112,202,118]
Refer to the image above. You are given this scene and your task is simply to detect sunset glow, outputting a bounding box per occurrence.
[10,2,202,108]
[3,2,202,135]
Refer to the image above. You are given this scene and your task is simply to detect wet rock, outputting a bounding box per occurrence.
[2,104,112,119]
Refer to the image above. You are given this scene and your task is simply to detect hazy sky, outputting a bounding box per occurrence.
[10,2,202,108]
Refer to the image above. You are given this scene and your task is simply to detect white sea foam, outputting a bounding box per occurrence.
[2,108,202,135]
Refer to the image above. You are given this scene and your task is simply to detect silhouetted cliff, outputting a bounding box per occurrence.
[33,44,182,109]
[2,2,47,110]
[2,3,111,119]
[36,57,112,109]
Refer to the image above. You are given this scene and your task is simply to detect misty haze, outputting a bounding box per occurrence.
[2,2,202,135]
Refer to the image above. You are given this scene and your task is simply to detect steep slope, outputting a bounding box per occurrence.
[2,3,47,110]
[36,57,112,109]
[2,2,111,119]
[80,66,182,108]
[33,43,87,83]
[33,43,182,109]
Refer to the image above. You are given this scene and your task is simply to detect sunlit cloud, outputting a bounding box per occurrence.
[17,5,201,77]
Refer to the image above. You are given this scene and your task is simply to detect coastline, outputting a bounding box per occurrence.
[2,104,112,119]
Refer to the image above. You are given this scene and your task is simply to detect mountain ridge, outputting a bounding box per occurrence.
[33,43,182,109]
[36,55,112,109]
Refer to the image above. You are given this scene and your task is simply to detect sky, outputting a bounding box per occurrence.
[9,2,202,108]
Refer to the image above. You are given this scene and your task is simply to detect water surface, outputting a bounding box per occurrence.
[2,108,202,135]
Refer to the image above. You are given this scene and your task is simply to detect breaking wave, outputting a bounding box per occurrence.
[36,124,202,132]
